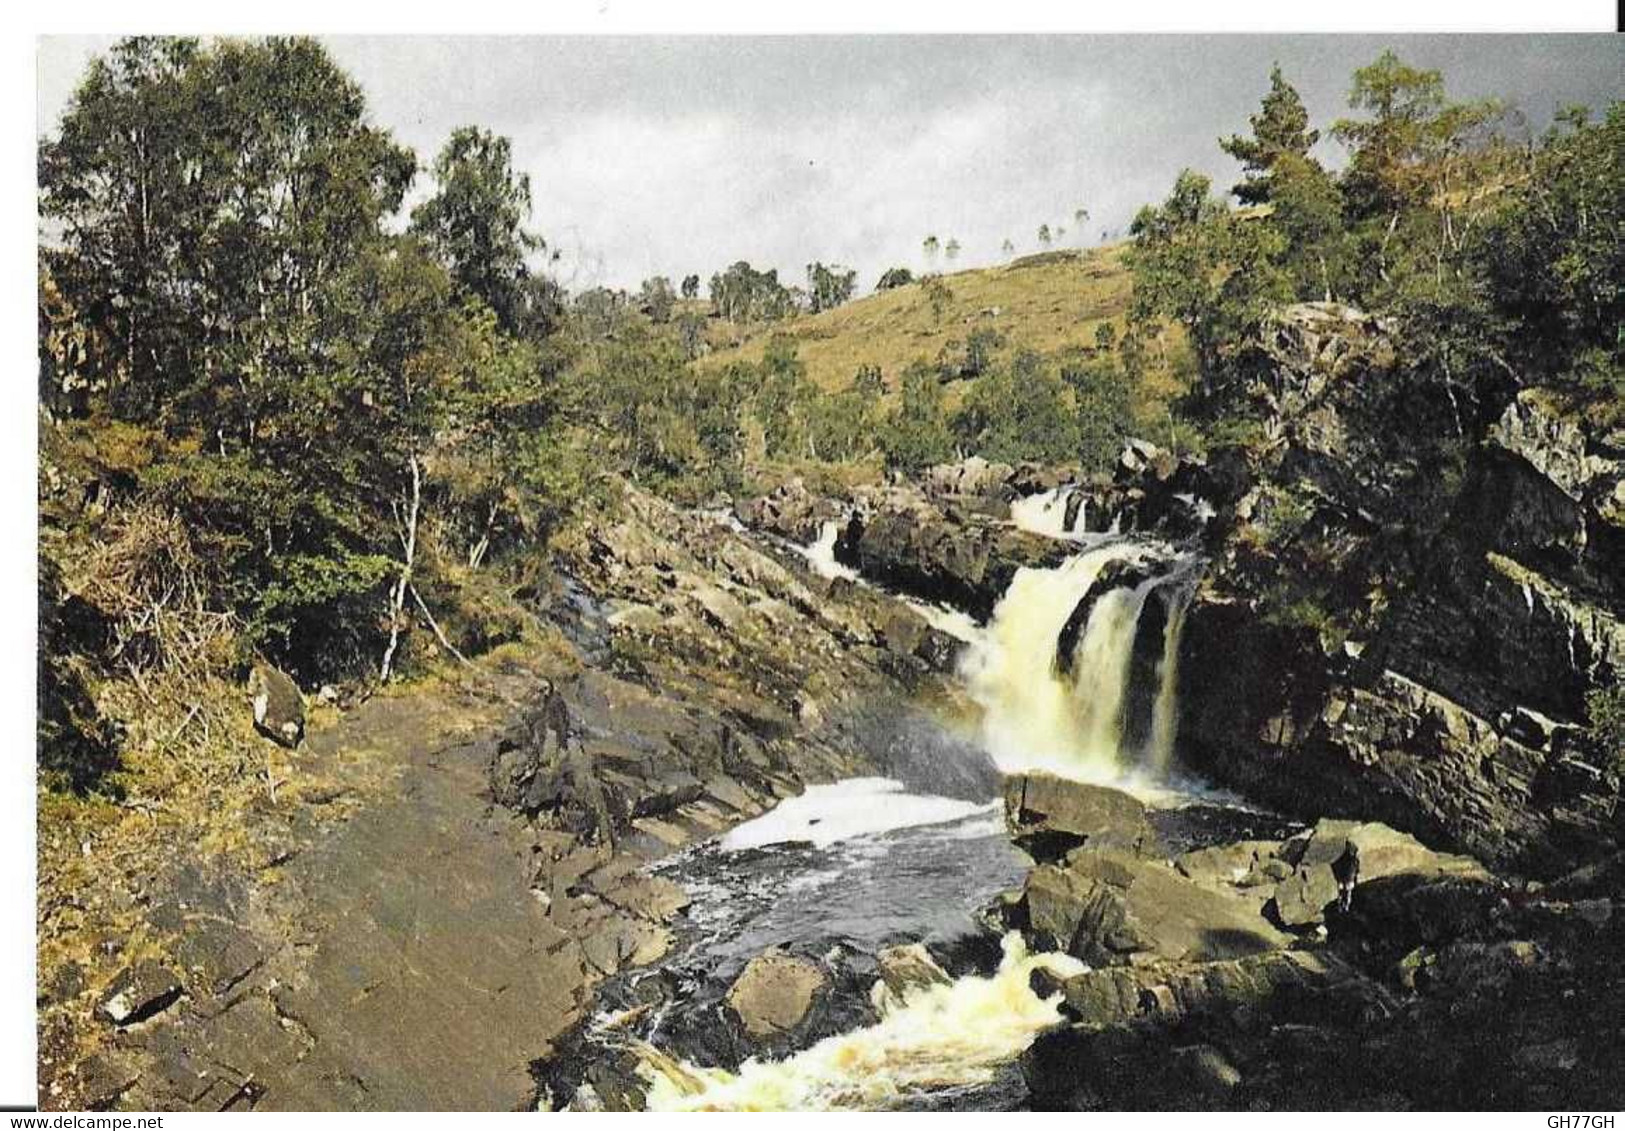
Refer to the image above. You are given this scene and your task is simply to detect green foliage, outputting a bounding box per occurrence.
[952,352,1079,465]
[1059,346,1137,473]
[937,327,1005,380]
[1126,170,1289,412]
[1259,583,1347,651]
[639,276,677,323]
[880,362,954,473]
[40,36,589,686]
[755,336,818,459]
[1220,64,1321,206]
[411,126,557,337]
[920,275,953,324]
[710,261,795,322]
[875,266,915,291]
[1585,685,1625,770]
[1476,105,1624,423]
[806,262,858,313]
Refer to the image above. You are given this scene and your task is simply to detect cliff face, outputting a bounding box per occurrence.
[1166,304,1624,878]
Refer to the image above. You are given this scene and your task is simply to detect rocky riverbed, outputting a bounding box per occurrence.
[44,302,1623,1112]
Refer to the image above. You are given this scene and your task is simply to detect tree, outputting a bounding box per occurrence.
[1476,104,1623,413]
[40,36,417,431]
[1002,238,1016,256]
[1333,51,1499,224]
[1061,336,1136,473]
[921,275,953,324]
[411,126,551,338]
[937,327,1004,380]
[944,238,962,262]
[1125,169,1289,409]
[680,273,701,299]
[875,267,915,290]
[1037,224,1053,248]
[880,362,953,472]
[953,353,1080,465]
[639,275,676,323]
[1219,65,1320,205]
[1268,152,1350,300]
[806,261,858,313]
[754,336,817,458]
[708,261,793,322]
[922,234,941,265]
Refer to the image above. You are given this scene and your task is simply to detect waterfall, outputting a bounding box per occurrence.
[799,520,857,581]
[1009,487,1087,540]
[959,540,1195,785]
[1145,581,1193,779]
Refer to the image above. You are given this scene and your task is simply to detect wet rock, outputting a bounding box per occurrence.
[1003,774,1154,862]
[735,478,844,543]
[725,950,828,1038]
[841,491,1069,619]
[98,961,184,1026]
[248,663,304,748]
[1021,847,1290,965]
[874,943,950,1009]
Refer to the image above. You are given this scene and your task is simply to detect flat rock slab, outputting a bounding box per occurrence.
[255,736,587,1110]
[1025,848,1292,965]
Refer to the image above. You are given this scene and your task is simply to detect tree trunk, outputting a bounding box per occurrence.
[379,453,422,682]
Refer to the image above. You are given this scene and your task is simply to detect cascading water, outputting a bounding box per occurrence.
[959,539,1198,786]
[798,520,858,581]
[638,934,1085,1111]
[556,508,1210,1112]
[1009,486,1087,540]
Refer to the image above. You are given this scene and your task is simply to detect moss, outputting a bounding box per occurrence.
[1584,685,1625,772]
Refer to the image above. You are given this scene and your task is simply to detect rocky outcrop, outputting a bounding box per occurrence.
[1002,776,1624,1110]
[836,490,1070,619]
[734,478,847,544]
[1003,774,1155,861]
[1136,305,1625,878]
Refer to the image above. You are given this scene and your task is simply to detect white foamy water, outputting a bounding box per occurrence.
[639,933,1086,1111]
[900,596,983,644]
[798,520,857,581]
[720,778,994,852]
[1009,486,1085,540]
[959,543,1152,781]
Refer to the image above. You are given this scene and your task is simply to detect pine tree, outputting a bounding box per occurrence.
[1219,64,1320,205]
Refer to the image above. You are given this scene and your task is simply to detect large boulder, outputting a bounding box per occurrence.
[1021,847,1291,965]
[734,478,845,544]
[1003,774,1155,862]
[248,663,304,748]
[872,943,951,1012]
[724,951,827,1039]
[840,491,1070,619]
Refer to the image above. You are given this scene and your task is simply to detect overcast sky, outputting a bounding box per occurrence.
[36,35,1623,292]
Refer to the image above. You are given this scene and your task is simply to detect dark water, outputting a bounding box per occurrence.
[653,804,1025,986]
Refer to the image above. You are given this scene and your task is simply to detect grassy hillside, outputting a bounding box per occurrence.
[701,245,1192,427]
